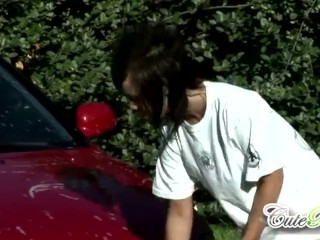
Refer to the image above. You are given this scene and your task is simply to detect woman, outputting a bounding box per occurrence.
[110,21,320,240]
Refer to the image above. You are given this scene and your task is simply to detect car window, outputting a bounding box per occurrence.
[0,64,76,150]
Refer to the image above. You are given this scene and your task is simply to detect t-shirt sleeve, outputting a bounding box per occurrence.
[229,92,288,182]
[152,133,195,200]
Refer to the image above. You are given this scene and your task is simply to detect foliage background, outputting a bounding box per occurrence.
[1,0,319,225]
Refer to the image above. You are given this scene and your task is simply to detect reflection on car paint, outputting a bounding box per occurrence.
[43,210,54,220]
[28,183,64,198]
[15,226,27,236]
[58,193,79,200]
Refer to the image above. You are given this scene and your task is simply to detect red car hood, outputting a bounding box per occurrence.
[0,147,168,240]
[0,147,212,240]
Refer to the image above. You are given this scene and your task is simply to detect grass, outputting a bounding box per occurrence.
[210,224,241,240]
[193,193,241,239]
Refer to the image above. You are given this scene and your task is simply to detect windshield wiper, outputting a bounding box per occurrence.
[0,142,66,153]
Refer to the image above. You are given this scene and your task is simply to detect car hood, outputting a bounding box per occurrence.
[0,147,212,240]
[0,147,167,240]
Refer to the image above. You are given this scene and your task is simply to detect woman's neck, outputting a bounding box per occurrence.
[185,84,206,125]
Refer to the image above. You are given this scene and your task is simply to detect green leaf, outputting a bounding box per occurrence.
[209,19,216,25]
[253,76,264,82]
[204,50,212,58]
[222,59,229,68]
[260,54,270,61]
[215,11,224,22]
[159,8,168,15]
[195,56,204,62]
[260,18,268,28]
[289,12,298,20]
[213,65,223,72]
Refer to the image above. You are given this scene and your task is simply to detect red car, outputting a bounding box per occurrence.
[0,58,214,240]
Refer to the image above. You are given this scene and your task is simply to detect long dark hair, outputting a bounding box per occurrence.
[111,21,203,143]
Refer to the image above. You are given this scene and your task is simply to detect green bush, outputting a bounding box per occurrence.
[1,0,319,220]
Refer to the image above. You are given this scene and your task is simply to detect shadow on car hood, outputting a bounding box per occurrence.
[0,147,212,240]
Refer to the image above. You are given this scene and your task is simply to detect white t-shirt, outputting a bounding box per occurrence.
[152,81,320,239]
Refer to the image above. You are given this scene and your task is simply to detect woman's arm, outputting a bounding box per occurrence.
[165,196,194,240]
[242,168,284,240]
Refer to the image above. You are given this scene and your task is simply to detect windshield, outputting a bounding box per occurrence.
[0,64,77,152]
